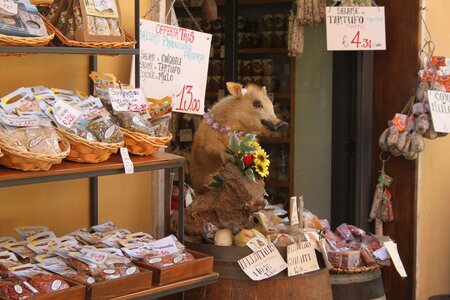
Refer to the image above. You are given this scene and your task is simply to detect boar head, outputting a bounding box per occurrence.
[208,82,288,135]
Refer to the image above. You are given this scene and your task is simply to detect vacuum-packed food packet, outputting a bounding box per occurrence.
[38,262,96,285]
[10,264,70,294]
[5,242,35,260]
[335,224,355,242]
[140,251,195,268]
[0,279,38,300]
[327,249,361,269]
[15,227,49,240]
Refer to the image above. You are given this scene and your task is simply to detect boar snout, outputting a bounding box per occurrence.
[261,119,289,131]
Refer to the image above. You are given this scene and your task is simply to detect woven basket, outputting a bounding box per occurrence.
[330,264,380,274]
[43,17,136,49]
[57,129,123,163]
[121,128,172,156]
[0,20,55,47]
[0,137,70,171]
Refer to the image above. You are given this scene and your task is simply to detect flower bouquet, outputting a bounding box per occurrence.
[207,133,270,189]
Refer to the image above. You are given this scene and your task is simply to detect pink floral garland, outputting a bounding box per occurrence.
[203,111,245,137]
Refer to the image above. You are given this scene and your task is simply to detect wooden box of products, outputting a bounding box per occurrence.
[135,250,213,286]
[0,276,86,300]
[83,268,152,300]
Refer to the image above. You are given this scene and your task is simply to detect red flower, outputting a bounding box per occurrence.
[243,154,254,166]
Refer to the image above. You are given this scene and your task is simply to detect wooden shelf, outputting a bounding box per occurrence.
[238,48,288,55]
[258,136,290,143]
[0,46,138,55]
[265,179,289,188]
[111,272,219,300]
[0,152,184,188]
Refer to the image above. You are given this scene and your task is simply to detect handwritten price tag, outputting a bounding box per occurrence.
[287,241,320,277]
[173,85,202,114]
[428,90,450,133]
[0,113,41,127]
[108,88,148,112]
[238,244,287,281]
[0,0,18,15]
[53,100,81,128]
[94,0,117,12]
[326,7,386,51]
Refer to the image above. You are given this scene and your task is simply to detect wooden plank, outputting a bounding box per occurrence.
[0,152,184,183]
[372,0,419,299]
[111,273,220,300]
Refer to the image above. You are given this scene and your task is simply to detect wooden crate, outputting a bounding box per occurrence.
[82,268,153,300]
[0,277,86,300]
[135,250,214,286]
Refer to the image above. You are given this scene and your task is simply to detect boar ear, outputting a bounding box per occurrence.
[262,86,267,95]
[226,82,243,97]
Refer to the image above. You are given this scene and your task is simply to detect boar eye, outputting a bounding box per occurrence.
[253,100,263,109]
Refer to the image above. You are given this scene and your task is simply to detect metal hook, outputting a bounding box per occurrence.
[379,151,391,163]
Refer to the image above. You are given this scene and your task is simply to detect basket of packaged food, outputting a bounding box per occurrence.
[121,128,172,156]
[42,0,136,49]
[36,87,125,163]
[90,72,173,156]
[0,126,70,172]
[0,2,55,48]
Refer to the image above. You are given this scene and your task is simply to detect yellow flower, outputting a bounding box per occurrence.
[255,163,269,178]
[246,140,261,151]
[254,149,270,167]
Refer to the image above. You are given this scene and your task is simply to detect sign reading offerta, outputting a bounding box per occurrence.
[139,19,212,115]
[326,6,386,51]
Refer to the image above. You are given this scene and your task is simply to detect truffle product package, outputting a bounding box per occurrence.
[0,0,48,37]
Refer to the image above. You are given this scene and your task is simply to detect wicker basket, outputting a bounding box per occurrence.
[0,21,55,47]
[121,128,172,156]
[0,137,70,171]
[329,265,380,274]
[57,129,123,163]
[43,17,136,49]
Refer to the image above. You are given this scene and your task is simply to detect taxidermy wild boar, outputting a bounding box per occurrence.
[190,82,288,194]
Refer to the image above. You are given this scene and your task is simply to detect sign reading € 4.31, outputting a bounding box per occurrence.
[139,19,212,115]
[326,6,386,51]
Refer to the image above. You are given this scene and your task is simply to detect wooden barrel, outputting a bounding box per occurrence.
[331,269,386,300]
[184,242,333,300]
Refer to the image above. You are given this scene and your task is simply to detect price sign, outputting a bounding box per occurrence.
[0,113,41,127]
[326,7,386,51]
[139,19,212,115]
[287,241,320,277]
[53,100,82,128]
[0,0,18,15]
[94,0,117,12]
[238,244,287,281]
[108,88,147,112]
[427,90,450,133]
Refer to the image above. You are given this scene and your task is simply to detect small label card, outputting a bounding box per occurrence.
[287,241,320,277]
[238,244,287,281]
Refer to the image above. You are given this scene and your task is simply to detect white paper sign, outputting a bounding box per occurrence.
[108,88,147,112]
[326,7,386,51]
[0,113,41,127]
[94,0,117,13]
[427,90,450,133]
[238,244,287,281]
[287,241,320,277]
[0,0,18,15]
[144,235,182,255]
[139,19,212,115]
[53,100,82,128]
[383,240,407,278]
[120,148,134,174]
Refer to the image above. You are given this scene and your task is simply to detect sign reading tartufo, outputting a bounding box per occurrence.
[326,7,386,51]
[139,19,212,115]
